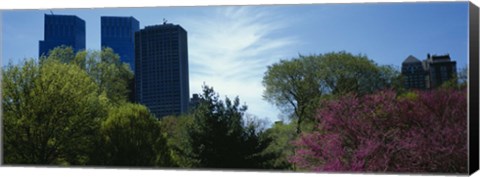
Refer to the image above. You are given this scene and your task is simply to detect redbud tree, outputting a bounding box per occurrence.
[290,89,467,173]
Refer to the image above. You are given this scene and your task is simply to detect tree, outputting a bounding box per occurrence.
[290,89,467,173]
[158,115,195,167]
[262,56,322,134]
[262,121,297,170]
[262,51,400,134]
[457,66,468,86]
[440,66,467,89]
[42,46,134,104]
[2,59,108,165]
[182,85,275,169]
[94,103,171,167]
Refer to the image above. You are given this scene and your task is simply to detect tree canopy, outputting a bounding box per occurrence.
[180,85,275,169]
[5,46,462,173]
[3,59,108,165]
[262,51,401,133]
[95,103,170,166]
[42,46,134,105]
[3,47,147,166]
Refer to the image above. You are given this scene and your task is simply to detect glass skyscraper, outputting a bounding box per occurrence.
[39,14,85,57]
[135,22,189,119]
[101,16,139,71]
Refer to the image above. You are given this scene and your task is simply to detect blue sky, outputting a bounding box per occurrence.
[1,2,470,124]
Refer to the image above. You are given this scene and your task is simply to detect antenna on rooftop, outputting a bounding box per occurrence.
[50,10,54,15]
[163,18,168,24]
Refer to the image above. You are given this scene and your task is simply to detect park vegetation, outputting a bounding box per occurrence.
[2,47,468,173]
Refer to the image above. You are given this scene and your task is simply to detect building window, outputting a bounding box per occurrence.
[441,66,447,71]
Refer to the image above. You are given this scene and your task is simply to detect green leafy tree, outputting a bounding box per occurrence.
[262,56,322,134]
[262,121,297,170]
[440,66,467,89]
[159,115,194,167]
[262,51,400,134]
[2,59,108,165]
[93,103,171,167]
[42,46,134,104]
[182,85,275,169]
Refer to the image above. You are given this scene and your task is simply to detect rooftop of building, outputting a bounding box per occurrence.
[402,55,422,64]
[44,13,79,17]
[139,24,187,35]
[101,16,139,21]
[44,13,85,23]
[428,54,452,62]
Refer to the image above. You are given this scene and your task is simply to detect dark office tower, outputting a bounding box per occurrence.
[401,55,428,89]
[39,14,85,57]
[135,22,189,119]
[425,54,457,88]
[101,16,139,71]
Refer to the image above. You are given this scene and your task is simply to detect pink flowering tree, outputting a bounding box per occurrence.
[290,89,467,173]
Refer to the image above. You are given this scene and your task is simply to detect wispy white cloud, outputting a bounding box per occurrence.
[178,6,297,122]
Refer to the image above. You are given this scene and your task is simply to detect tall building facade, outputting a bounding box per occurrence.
[101,16,139,71]
[401,54,457,89]
[401,55,428,89]
[39,14,85,57]
[425,54,457,88]
[135,23,189,118]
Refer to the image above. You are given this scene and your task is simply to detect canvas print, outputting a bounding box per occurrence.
[1,2,475,174]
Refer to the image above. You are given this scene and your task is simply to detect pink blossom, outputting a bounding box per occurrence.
[290,89,467,173]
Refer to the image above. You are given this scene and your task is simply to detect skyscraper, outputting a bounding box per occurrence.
[135,22,189,118]
[101,16,139,71]
[39,14,85,57]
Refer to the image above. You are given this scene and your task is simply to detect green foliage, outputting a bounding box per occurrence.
[262,56,322,134]
[457,66,468,86]
[440,66,467,90]
[262,121,297,170]
[41,46,134,105]
[41,45,76,64]
[2,59,108,165]
[159,115,194,167]
[181,85,275,169]
[378,65,405,92]
[398,91,418,101]
[93,103,171,166]
[262,51,401,134]
[3,48,144,166]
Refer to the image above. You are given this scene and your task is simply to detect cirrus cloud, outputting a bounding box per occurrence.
[179,6,298,122]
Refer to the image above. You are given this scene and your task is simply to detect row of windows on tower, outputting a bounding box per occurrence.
[140,49,180,54]
[102,27,134,38]
[139,34,180,40]
[142,93,181,99]
[46,26,78,37]
[102,18,135,26]
[47,18,78,25]
[142,75,181,82]
[141,69,180,74]
[139,56,180,62]
[141,41,180,46]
